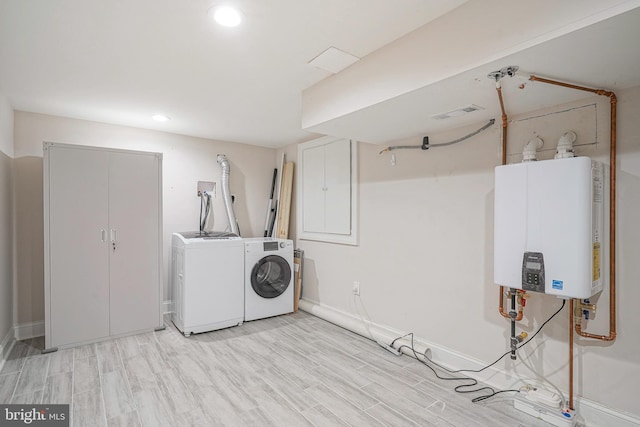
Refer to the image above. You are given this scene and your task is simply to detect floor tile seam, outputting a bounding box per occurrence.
[0,372,18,403]
[353,351,417,374]
[296,408,318,427]
[260,373,309,413]
[358,363,422,388]
[70,348,75,424]
[423,397,458,425]
[162,367,202,416]
[309,381,383,424]
[305,402,352,427]
[364,401,421,427]
[115,337,146,427]
[96,352,110,427]
[364,381,446,426]
[252,384,308,426]
[37,351,51,404]
[355,377,375,390]
[304,368,379,412]
[311,366,379,410]
[311,349,368,371]
[8,353,25,403]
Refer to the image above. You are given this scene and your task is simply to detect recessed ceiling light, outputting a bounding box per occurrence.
[152,114,170,122]
[211,6,242,27]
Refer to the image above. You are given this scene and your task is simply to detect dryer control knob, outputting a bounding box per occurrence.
[279,241,286,248]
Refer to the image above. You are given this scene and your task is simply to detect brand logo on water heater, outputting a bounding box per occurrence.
[552,280,563,290]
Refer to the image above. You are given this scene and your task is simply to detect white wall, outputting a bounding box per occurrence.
[291,86,640,419]
[13,112,277,324]
[0,94,14,352]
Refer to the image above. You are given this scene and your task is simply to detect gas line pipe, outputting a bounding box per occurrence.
[492,73,618,410]
[496,74,619,410]
[529,74,618,413]
[529,74,618,343]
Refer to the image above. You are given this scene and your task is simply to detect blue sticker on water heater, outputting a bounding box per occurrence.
[552,280,564,290]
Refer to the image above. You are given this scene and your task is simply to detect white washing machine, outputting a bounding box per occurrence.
[244,237,294,321]
[171,231,244,336]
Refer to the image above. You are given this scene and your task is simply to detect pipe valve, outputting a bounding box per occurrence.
[516,332,528,343]
[576,298,596,320]
[520,292,529,307]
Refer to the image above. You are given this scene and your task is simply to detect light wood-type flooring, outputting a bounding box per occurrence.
[0,311,548,426]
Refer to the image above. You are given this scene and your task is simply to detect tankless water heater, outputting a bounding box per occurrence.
[494,157,604,299]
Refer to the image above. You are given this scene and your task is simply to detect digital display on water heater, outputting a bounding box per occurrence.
[526,262,541,270]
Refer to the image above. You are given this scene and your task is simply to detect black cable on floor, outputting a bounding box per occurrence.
[389,298,566,403]
[395,332,520,403]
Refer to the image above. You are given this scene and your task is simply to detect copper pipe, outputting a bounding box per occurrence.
[529,75,617,342]
[569,299,574,410]
[500,289,524,320]
[496,84,513,319]
[497,85,508,165]
[499,294,509,318]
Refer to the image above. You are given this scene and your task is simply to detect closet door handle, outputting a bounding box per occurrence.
[101,229,106,242]
[110,229,117,252]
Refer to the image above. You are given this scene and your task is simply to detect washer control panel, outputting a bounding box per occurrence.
[263,241,279,251]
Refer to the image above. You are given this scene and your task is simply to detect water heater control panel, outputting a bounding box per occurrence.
[522,252,545,293]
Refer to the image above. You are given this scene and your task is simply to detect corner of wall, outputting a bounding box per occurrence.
[0,93,14,158]
[0,93,15,361]
[0,325,15,373]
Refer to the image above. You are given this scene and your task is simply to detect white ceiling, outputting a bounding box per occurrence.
[0,0,466,148]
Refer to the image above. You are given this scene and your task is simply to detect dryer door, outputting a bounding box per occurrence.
[251,255,292,299]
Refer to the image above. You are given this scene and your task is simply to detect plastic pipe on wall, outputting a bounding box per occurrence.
[217,154,240,236]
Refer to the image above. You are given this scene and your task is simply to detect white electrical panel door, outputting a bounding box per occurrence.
[47,147,110,347]
[324,139,352,235]
[108,151,162,336]
[494,157,603,299]
[302,144,325,233]
[298,136,357,245]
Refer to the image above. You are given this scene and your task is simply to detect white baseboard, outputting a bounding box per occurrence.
[299,298,640,427]
[163,300,173,315]
[0,326,16,373]
[14,321,44,341]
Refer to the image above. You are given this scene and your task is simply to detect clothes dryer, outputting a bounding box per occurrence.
[244,238,294,321]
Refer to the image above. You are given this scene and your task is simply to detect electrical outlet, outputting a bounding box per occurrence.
[352,281,360,296]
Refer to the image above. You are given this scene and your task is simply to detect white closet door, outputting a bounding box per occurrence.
[48,147,110,347]
[108,151,161,335]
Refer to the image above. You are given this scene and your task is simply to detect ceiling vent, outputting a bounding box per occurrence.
[432,104,484,120]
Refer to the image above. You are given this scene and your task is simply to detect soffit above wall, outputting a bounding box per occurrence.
[301,1,640,144]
